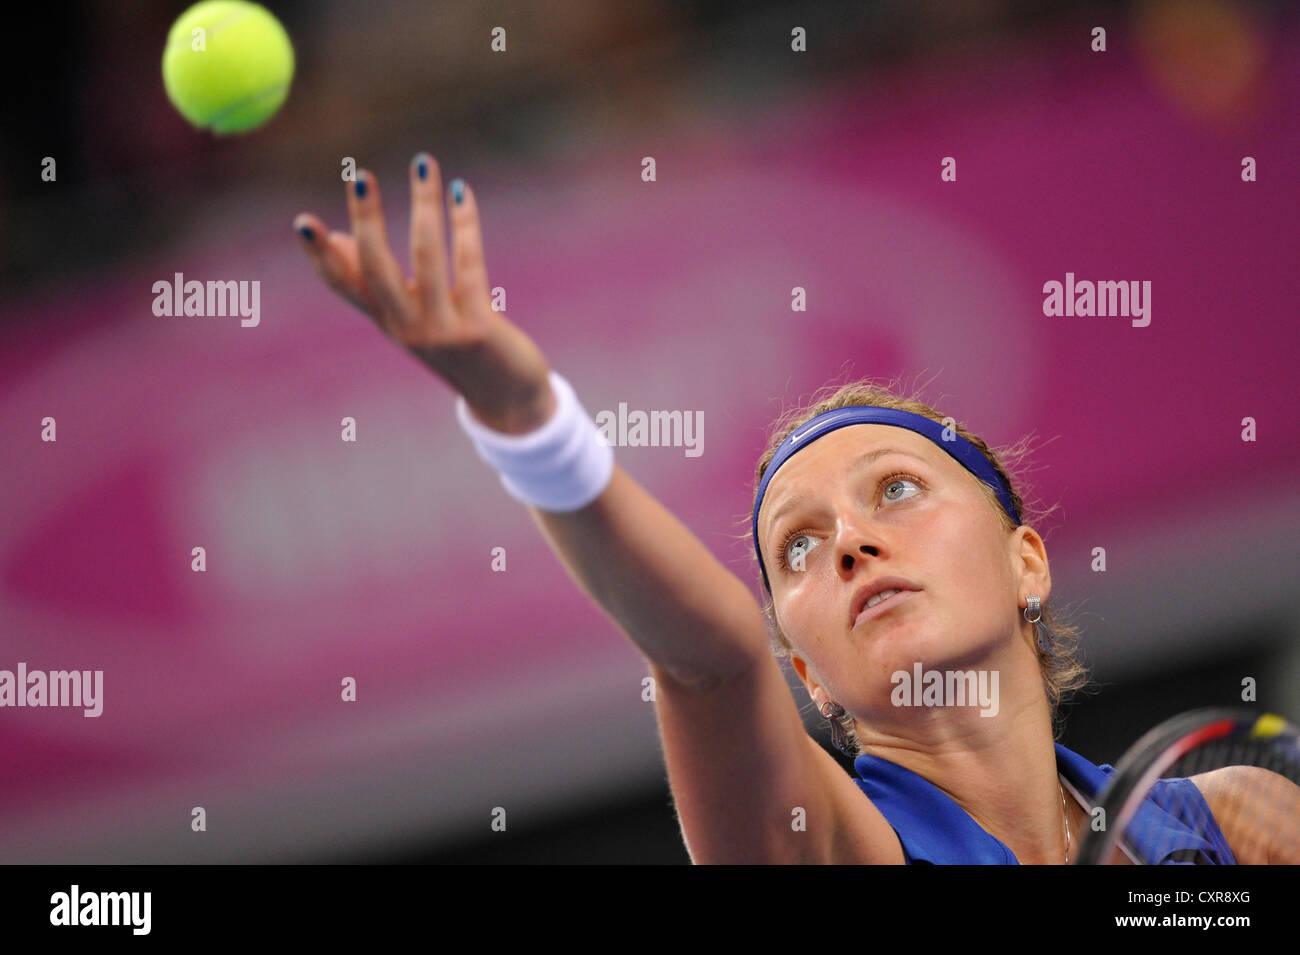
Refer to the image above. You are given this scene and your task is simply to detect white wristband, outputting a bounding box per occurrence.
[454,369,615,512]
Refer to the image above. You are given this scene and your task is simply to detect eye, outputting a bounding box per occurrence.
[881,473,922,504]
[778,529,820,571]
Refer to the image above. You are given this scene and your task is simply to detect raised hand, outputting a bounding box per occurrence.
[294,154,555,434]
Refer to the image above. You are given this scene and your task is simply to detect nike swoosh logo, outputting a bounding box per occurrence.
[790,428,809,444]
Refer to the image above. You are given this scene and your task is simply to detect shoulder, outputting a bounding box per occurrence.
[1190,765,1300,864]
[1191,764,1275,812]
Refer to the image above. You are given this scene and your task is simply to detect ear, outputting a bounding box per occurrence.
[790,653,829,709]
[1013,524,1051,606]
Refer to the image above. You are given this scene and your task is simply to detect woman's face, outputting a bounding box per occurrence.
[756,424,1045,721]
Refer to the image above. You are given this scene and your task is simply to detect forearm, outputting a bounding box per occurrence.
[528,463,771,690]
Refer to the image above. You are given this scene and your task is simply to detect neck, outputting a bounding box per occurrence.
[857,647,1070,863]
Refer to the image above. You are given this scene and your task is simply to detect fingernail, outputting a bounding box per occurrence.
[298,224,314,241]
[450,178,465,205]
[354,176,368,199]
[415,155,429,181]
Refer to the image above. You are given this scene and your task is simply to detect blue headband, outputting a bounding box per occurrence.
[752,406,1021,592]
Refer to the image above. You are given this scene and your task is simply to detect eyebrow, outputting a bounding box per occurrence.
[764,447,932,548]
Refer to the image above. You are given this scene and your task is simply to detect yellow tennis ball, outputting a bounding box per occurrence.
[162,1,295,135]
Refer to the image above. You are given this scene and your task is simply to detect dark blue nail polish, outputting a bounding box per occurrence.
[298,225,314,241]
[451,178,464,205]
[416,157,429,181]
[354,176,367,199]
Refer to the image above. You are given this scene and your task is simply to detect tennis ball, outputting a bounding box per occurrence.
[162,1,294,135]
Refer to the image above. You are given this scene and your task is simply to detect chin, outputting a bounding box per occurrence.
[859,620,933,671]
[864,620,985,675]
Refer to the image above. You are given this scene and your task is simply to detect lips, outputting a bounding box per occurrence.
[850,577,922,628]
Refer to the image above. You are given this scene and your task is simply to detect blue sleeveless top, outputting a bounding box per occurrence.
[852,742,1237,864]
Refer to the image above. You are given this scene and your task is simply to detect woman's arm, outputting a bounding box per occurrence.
[295,157,903,863]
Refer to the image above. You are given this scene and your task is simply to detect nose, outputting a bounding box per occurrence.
[835,518,883,578]
[839,543,879,576]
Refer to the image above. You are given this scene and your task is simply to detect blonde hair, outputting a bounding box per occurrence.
[743,374,1090,755]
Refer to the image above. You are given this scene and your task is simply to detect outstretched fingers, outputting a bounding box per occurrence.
[299,161,496,354]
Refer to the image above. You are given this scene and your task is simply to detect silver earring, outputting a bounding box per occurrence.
[1024,594,1054,654]
[820,700,854,755]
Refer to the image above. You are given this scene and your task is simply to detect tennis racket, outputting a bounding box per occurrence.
[1073,707,1300,865]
